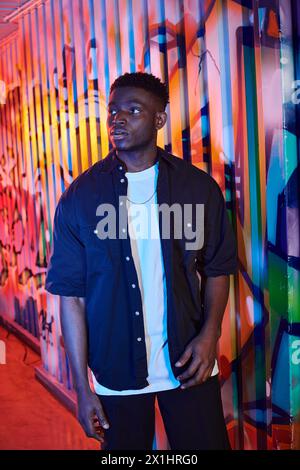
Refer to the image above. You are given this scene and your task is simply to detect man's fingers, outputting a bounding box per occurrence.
[181,364,211,389]
[176,359,200,381]
[77,393,109,443]
[79,410,106,442]
[175,348,192,368]
[93,418,103,431]
[82,416,104,442]
[95,404,110,430]
[91,432,105,443]
[202,367,214,383]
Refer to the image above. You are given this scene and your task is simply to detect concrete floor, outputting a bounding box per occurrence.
[0,326,99,450]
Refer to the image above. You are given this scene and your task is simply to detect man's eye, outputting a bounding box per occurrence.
[131,107,141,114]
[108,109,117,115]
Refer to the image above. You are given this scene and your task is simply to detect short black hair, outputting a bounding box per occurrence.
[110,72,169,110]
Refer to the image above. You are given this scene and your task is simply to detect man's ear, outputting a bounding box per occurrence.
[155,111,167,130]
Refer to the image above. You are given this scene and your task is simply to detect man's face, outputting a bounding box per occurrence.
[107,86,166,151]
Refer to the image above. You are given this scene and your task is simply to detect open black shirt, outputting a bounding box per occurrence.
[45,146,237,390]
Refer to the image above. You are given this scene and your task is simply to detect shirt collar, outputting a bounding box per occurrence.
[99,146,176,174]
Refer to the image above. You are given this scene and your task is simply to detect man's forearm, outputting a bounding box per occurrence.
[60,296,90,394]
[175,274,231,385]
[202,275,230,338]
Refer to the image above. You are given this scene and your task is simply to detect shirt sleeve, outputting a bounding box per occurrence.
[45,191,86,297]
[197,178,237,277]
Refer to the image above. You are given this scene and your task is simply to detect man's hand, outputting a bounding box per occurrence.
[76,387,110,444]
[175,329,218,389]
[175,275,230,389]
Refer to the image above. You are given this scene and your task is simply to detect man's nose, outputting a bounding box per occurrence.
[113,110,127,124]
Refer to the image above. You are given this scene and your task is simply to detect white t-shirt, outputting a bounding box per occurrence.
[92,162,218,396]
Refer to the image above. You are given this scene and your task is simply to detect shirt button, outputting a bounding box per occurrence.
[137,337,142,342]
[131,283,136,288]
[118,166,123,170]
[187,222,192,227]
[122,228,126,233]
[120,201,124,206]
[126,256,130,261]
[120,178,125,183]
[135,311,140,316]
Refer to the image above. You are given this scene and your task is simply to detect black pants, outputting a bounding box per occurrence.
[97,375,230,450]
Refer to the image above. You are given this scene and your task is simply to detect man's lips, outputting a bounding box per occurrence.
[110,128,129,138]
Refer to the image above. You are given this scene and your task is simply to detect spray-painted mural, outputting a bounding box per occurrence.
[0,0,299,450]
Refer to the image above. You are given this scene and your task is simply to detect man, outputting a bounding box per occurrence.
[45,72,237,450]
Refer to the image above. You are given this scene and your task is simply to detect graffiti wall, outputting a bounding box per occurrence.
[0,0,299,450]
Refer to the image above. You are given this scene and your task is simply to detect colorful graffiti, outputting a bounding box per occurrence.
[0,0,299,450]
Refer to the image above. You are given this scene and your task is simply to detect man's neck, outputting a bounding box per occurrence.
[115,146,158,173]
